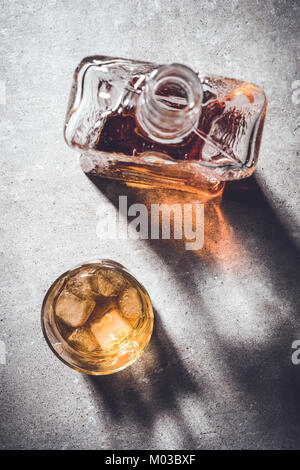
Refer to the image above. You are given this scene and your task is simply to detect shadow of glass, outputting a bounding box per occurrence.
[87,309,204,449]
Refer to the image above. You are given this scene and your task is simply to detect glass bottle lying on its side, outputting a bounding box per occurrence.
[64,56,267,199]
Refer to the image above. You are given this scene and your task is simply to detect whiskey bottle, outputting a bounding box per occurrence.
[64,56,267,199]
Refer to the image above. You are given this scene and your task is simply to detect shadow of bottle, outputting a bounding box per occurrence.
[85,173,300,448]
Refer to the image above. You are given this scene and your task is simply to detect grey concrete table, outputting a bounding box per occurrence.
[0,0,299,450]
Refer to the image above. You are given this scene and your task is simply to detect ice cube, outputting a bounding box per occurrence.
[90,297,117,322]
[90,308,132,351]
[95,268,128,296]
[68,327,99,353]
[118,287,142,318]
[66,269,97,299]
[55,291,95,328]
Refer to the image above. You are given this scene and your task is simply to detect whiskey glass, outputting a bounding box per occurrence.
[41,260,154,375]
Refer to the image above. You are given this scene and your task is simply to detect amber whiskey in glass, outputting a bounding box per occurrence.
[42,260,153,375]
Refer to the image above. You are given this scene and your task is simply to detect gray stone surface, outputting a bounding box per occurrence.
[0,0,299,450]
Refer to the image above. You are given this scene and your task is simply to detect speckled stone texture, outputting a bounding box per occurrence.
[0,0,299,450]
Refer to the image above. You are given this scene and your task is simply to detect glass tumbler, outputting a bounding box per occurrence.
[41,260,154,375]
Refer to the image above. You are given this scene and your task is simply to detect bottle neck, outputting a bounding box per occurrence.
[136,63,203,144]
